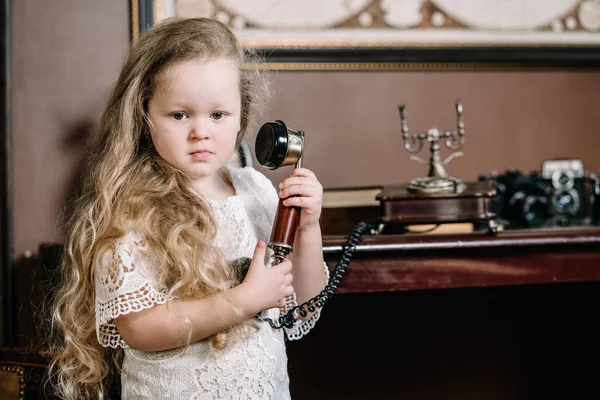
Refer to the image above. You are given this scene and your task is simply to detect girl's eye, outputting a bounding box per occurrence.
[172,112,186,121]
[211,112,224,120]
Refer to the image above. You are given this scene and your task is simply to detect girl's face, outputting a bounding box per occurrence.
[147,58,241,191]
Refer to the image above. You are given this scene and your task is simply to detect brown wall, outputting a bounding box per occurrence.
[11,0,130,259]
[261,70,600,189]
[11,1,600,260]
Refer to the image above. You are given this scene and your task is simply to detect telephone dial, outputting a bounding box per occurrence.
[252,120,375,329]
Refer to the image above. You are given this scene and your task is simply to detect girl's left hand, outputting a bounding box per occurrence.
[278,167,323,232]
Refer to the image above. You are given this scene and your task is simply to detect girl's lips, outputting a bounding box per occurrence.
[191,150,212,160]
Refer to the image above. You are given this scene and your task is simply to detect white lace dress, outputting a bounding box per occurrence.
[95,166,329,399]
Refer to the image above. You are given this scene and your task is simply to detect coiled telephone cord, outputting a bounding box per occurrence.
[262,221,376,330]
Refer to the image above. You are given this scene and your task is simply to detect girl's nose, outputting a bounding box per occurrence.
[189,119,211,140]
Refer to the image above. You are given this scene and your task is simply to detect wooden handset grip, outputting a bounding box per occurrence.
[270,198,301,248]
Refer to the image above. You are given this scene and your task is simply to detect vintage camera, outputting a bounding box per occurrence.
[479,159,594,229]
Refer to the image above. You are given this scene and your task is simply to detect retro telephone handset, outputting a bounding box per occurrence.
[254,120,376,329]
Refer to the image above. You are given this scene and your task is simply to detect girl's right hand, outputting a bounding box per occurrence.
[240,241,294,314]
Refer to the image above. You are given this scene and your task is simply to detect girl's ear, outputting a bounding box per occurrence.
[138,130,154,153]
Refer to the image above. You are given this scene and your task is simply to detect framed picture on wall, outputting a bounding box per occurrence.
[131,0,600,70]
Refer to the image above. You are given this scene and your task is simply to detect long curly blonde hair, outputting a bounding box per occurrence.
[46,17,269,399]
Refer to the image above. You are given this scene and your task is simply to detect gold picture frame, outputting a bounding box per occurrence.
[131,0,600,71]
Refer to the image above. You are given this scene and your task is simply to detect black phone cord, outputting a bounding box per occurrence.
[262,221,376,330]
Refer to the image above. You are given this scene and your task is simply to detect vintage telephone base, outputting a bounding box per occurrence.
[377,180,499,233]
[408,176,466,194]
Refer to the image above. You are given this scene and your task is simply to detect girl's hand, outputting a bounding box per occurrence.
[278,167,323,231]
[240,241,294,314]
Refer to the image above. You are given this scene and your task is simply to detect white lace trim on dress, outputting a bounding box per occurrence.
[95,233,171,349]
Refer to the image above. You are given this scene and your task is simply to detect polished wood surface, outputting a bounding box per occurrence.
[291,226,600,398]
[376,181,496,224]
[323,226,600,293]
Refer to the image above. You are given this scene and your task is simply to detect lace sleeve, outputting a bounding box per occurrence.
[95,233,170,348]
[284,261,330,341]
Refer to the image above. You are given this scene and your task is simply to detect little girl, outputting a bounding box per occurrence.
[48,17,328,399]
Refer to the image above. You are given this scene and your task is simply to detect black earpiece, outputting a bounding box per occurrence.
[255,120,304,170]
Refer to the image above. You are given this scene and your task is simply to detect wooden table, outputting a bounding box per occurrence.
[286,226,600,399]
[322,226,600,293]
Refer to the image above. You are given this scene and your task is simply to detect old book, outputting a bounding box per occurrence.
[321,186,382,235]
[323,186,383,208]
